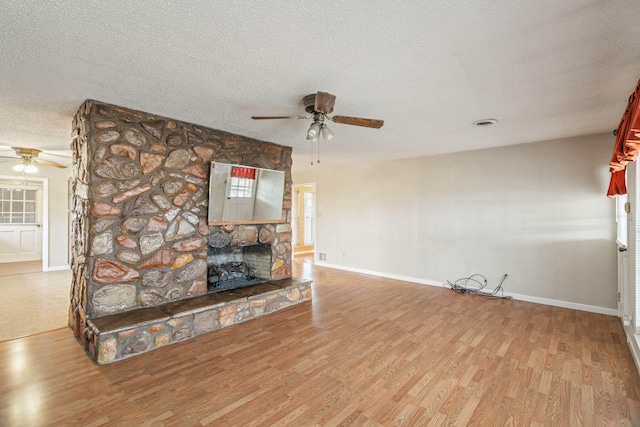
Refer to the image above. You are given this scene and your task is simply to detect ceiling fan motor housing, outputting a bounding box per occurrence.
[303,93,334,115]
[13,147,42,158]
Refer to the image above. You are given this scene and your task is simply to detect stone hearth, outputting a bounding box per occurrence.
[89,278,311,364]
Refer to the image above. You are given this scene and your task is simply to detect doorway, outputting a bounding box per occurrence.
[0,180,44,263]
[292,183,316,257]
[0,176,49,271]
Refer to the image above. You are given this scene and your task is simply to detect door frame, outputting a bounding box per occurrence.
[0,175,49,271]
[292,183,317,257]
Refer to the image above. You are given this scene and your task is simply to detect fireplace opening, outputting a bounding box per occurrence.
[207,244,272,292]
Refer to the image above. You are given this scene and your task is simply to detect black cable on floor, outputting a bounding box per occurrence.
[443,273,512,299]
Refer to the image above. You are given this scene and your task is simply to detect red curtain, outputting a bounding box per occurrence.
[231,166,256,180]
[608,78,640,197]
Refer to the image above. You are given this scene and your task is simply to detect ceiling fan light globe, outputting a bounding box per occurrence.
[307,122,321,140]
[14,163,25,172]
[321,125,334,141]
[25,164,38,173]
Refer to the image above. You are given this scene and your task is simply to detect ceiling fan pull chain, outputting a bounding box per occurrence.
[310,140,314,166]
[317,139,320,164]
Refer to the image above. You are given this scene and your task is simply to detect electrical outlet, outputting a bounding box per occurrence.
[470,267,474,275]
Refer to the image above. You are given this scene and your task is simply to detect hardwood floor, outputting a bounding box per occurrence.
[1,256,639,426]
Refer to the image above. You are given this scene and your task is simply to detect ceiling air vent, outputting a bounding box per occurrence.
[472,119,498,127]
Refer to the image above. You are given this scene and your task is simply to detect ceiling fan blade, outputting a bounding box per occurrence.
[314,91,336,114]
[331,116,384,129]
[0,155,17,160]
[34,159,67,169]
[251,115,307,120]
[40,150,72,159]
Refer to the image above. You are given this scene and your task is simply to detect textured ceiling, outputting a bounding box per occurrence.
[0,0,639,172]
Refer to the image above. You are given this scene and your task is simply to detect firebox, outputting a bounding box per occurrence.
[207,244,272,292]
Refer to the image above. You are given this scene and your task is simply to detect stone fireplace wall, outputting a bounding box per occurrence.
[68,100,292,346]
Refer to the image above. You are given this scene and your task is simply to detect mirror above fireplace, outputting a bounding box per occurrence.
[208,162,285,224]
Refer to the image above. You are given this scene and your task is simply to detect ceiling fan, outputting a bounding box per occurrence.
[0,147,68,173]
[252,91,384,142]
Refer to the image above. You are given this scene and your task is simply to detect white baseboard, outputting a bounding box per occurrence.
[315,261,442,286]
[505,292,618,316]
[623,324,640,376]
[315,261,618,316]
[46,265,71,272]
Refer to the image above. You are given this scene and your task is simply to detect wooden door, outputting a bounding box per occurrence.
[0,183,42,263]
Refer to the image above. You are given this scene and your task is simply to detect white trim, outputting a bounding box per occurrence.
[315,261,619,316]
[47,264,70,271]
[506,292,618,316]
[626,325,640,376]
[621,161,640,374]
[315,261,444,287]
[42,178,49,272]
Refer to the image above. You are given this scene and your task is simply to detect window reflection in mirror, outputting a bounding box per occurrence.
[208,162,285,224]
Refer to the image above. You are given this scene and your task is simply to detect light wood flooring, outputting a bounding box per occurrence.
[1,256,639,426]
[0,260,42,276]
[0,261,71,342]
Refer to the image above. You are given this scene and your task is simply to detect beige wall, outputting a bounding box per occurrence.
[294,133,617,310]
[46,166,71,268]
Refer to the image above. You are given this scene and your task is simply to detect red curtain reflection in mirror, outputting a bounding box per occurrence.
[231,166,257,180]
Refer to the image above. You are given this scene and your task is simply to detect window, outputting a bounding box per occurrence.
[228,177,254,198]
[228,166,257,198]
[303,191,315,246]
[0,187,37,224]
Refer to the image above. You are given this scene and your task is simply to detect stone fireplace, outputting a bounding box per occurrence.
[68,100,311,364]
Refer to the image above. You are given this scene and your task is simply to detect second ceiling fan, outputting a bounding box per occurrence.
[252,91,384,142]
[0,146,68,173]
